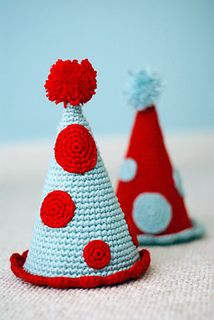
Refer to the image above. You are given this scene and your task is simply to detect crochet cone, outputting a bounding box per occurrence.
[10,59,150,288]
[116,70,204,245]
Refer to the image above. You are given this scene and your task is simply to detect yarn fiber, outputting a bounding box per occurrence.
[24,106,140,278]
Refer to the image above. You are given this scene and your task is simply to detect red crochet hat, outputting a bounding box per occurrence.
[116,70,204,245]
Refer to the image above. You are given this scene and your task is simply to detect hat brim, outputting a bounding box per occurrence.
[10,249,150,288]
[137,219,205,246]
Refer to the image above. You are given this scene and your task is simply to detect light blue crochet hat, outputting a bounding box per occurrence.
[10,58,150,288]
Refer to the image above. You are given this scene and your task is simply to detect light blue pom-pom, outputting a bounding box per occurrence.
[128,70,163,110]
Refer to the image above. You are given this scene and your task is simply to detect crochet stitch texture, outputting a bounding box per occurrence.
[10,59,150,288]
[116,70,205,246]
[24,106,141,278]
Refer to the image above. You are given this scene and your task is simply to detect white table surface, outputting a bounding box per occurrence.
[0,133,214,320]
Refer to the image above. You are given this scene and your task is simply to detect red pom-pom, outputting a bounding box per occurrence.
[44,59,97,107]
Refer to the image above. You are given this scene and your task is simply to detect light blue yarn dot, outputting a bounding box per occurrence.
[173,168,185,197]
[119,158,137,182]
[133,192,172,234]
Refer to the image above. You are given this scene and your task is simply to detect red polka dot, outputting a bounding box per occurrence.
[40,190,76,228]
[83,240,111,269]
[54,124,97,174]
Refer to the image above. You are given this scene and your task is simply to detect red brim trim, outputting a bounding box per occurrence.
[10,249,150,288]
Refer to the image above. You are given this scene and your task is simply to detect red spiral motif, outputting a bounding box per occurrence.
[40,190,76,228]
[83,240,111,270]
[54,124,97,174]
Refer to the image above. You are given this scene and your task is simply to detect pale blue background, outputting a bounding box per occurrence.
[1,0,214,142]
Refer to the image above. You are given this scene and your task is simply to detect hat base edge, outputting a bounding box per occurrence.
[10,249,150,288]
[137,219,205,246]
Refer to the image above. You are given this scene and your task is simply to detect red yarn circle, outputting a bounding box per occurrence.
[40,190,76,228]
[54,124,97,174]
[83,240,111,270]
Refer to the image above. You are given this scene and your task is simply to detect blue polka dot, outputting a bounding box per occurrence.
[173,168,185,197]
[133,193,172,234]
[119,158,137,182]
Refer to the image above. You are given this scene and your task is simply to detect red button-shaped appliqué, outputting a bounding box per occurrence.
[83,240,111,269]
[54,124,97,174]
[40,190,76,228]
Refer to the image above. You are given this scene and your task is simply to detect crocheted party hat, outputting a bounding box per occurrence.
[10,59,150,288]
[116,70,204,245]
